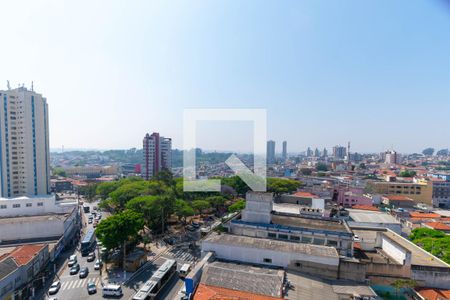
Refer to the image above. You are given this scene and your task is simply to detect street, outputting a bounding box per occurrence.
[41,199,201,300]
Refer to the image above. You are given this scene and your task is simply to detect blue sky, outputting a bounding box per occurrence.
[1,0,449,153]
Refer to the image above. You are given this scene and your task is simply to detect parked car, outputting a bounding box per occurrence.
[48,281,61,295]
[87,282,97,294]
[88,218,93,224]
[70,263,80,275]
[94,259,102,270]
[87,252,96,262]
[79,267,89,278]
[68,255,77,267]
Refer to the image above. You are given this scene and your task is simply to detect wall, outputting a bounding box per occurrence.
[201,241,339,269]
[0,218,65,242]
[0,195,76,217]
[338,259,367,282]
[412,267,450,289]
[381,236,408,265]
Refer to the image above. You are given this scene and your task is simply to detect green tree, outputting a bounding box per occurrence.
[316,163,328,172]
[221,176,251,196]
[267,178,300,197]
[52,167,67,177]
[95,210,144,250]
[206,196,227,212]
[228,199,246,212]
[174,199,195,224]
[191,200,211,215]
[78,184,97,202]
[391,279,416,299]
[96,181,121,200]
[126,195,175,233]
[154,170,175,186]
[398,170,416,178]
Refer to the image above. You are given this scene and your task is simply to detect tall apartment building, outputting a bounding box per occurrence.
[142,132,172,180]
[384,150,399,165]
[332,145,347,159]
[0,87,50,197]
[266,140,275,165]
[282,141,287,161]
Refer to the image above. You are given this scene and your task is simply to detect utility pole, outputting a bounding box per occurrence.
[123,241,126,281]
[161,206,164,235]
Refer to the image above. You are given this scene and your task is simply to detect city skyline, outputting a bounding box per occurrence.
[2,1,450,153]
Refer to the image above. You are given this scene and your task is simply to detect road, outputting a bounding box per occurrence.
[42,200,202,300]
[44,200,106,300]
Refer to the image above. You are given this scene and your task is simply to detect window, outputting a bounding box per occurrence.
[278,234,288,240]
[13,204,20,208]
[295,262,302,267]
[26,203,32,207]
[0,205,6,209]
[263,258,272,263]
[37,202,43,206]
[268,232,276,238]
[290,235,300,241]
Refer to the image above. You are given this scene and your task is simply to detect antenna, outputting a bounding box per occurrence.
[7,80,10,90]
[31,81,34,92]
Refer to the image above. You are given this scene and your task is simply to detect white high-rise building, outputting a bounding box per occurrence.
[142,132,172,180]
[0,86,50,197]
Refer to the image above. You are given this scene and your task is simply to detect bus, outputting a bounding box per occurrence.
[83,204,90,213]
[132,259,177,300]
[81,229,96,256]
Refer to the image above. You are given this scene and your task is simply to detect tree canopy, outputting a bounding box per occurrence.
[267,178,300,196]
[228,199,246,212]
[409,228,450,264]
[95,210,144,250]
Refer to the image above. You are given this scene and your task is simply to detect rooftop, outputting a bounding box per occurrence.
[409,212,441,219]
[203,233,339,258]
[0,257,19,281]
[382,231,449,268]
[285,271,377,300]
[423,222,450,231]
[271,213,350,234]
[292,191,319,198]
[416,288,450,300]
[0,213,69,225]
[194,284,281,300]
[383,195,414,201]
[347,209,400,224]
[351,205,379,212]
[200,261,284,298]
[8,244,46,265]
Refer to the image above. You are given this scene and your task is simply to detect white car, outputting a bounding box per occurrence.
[94,259,102,270]
[48,281,61,295]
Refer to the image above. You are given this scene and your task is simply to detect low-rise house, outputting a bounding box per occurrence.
[382,195,416,208]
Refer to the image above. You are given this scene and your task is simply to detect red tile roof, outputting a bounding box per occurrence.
[409,212,441,219]
[352,205,379,212]
[292,191,318,198]
[416,288,450,300]
[194,284,281,300]
[8,244,46,266]
[424,222,450,231]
